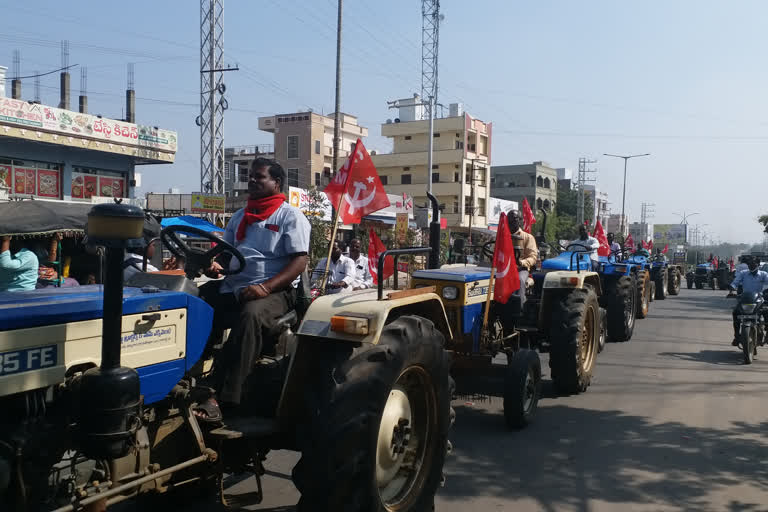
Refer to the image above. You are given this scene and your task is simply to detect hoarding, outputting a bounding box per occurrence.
[653,224,687,246]
[191,194,226,214]
[288,186,332,221]
[396,213,409,243]
[0,98,177,153]
[488,197,518,225]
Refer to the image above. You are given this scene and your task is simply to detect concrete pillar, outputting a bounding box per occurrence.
[125,90,135,123]
[59,72,70,110]
[11,79,21,99]
[79,95,88,114]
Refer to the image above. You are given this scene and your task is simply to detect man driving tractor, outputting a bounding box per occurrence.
[200,157,311,413]
[506,209,538,304]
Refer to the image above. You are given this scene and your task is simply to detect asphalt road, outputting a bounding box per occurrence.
[193,289,768,511]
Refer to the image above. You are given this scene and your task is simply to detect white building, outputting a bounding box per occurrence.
[0,66,6,98]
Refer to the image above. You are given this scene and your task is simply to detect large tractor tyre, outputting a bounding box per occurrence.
[293,315,453,512]
[668,269,681,295]
[549,288,600,394]
[636,272,651,319]
[654,269,668,300]
[503,349,541,430]
[597,308,607,353]
[603,275,636,343]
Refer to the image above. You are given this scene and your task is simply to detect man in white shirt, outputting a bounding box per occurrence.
[348,237,373,290]
[568,224,600,270]
[313,241,357,294]
[200,157,310,409]
[123,215,161,280]
[607,232,622,260]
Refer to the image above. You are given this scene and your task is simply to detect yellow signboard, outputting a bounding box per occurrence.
[191,194,225,214]
[396,212,409,244]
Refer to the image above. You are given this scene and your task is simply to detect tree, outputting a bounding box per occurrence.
[759,214,768,233]
[304,187,332,266]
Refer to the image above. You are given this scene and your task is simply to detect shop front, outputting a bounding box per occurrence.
[0,98,176,203]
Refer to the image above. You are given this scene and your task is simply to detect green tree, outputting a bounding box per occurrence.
[759,214,768,233]
[304,187,332,267]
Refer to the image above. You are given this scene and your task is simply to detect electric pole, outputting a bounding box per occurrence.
[603,153,651,236]
[577,157,597,226]
[640,202,655,225]
[332,0,342,173]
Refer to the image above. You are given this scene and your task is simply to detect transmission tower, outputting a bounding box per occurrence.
[420,0,440,120]
[640,202,655,225]
[576,157,597,226]
[197,0,236,225]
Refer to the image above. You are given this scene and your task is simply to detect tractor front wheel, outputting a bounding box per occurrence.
[603,274,635,343]
[549,288,600,394]
[668,269,681,295]
[636,272,651,319]
[654,269,668,300]
[293,315,453,512]
[503,349,541,429]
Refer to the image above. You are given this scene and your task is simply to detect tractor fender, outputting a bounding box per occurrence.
[538,271,602,330]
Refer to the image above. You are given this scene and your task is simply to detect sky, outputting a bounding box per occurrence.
[2,0,768,244]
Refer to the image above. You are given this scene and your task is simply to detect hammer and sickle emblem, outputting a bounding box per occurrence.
[344,180,378,214]
[495,251,513,279]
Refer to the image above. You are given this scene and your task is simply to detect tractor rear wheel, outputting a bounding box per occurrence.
[549,288,600,394]
[603,275,635,342]
[293,315,453,512]
[668,268,681,295]
[695,280,704,289]
[636,272,651,319]
[654,268,668,300]
[503,349,541,430]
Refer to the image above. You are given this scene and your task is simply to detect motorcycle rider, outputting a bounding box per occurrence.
[735,255,750,274]
[567,224,600,270]
[728,257,768,346]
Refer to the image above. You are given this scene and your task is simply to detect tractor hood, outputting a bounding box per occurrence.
[542,251,592,271]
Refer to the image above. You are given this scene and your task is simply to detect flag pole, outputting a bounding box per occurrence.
[482,265,497,337]
[320,191,347,292]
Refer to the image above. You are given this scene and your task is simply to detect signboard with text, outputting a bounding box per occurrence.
[653,224,687,246]
[191,194,226,214]
[396,212,409,244]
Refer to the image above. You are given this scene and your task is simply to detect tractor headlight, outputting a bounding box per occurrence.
[442,286,458,300]
[740,303,758,314]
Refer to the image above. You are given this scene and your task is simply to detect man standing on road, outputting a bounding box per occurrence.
[313,240,356,294]
[568,224,600,270]
[506,209,538,305]
[347,237,373,290]
[728,258,768,346]
[200,157,310,410]
[607,232,622,260]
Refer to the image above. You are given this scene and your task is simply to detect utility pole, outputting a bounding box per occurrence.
[421,0,441,120]
[576,157,597,226]
[603,153,651,236]
[332,0,342,173]
[640,202,655,225]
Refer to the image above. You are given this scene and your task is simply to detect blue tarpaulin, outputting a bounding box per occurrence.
[160,216,221,234]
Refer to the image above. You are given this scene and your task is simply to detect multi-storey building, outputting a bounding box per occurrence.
[370,97,492,229]
[490,161,558,212]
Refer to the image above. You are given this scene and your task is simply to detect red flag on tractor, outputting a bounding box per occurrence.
[323,139,390,224]
[713,256,719,270]
[625,233,634,249]
[492,212,521,304]
[648,240,654,250]
[521,198,536,233]
[641,239,649,250]
[592,220,610,257]
[662,244,669,254]
[368,229,393,285]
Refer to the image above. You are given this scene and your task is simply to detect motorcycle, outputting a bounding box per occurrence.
[734,291,766,364]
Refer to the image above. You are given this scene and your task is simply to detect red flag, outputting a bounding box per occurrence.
[713,256,719,269]
[662,244,669,254]
[368,229,393,285]
[648,240,654,250]
[592,220,610,257]
[323,139,390,224]
[625,233,634,249]
[641,239,649,250]
[521,198,536,233]
[492,212,521,304]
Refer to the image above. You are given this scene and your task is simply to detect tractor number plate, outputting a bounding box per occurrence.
[0,345,58,376]
[467,286,489,298]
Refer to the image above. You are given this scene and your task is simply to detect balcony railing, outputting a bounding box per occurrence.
[225,144,275,156]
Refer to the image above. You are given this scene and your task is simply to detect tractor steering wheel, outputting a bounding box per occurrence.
[482,240,495,259]
[160,225,246,278]
[565,243,592,253]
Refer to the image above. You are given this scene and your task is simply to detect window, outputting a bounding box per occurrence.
[287,135,299,159]
[477,198,486,217]
[380,175,388,185]
[432,173,440,183]
[433,133,441,137]
[543,199,551,210]
[315,172,321,185]
[432,164,439,170]
[536,198,543,209]
[404,135,412,140]
[315,140,321,154]
[224,161,232,181]
[401,174,411,185]
[453,196,460,213]
[72,166,124,200]
[543,177,551,189]
[287,168,299,187]
[304,115,309,120]
[536,176,544,187]
[455,133,460,138]
[454,172,460,182]
[455,141,464,150]
[350,142,356,152]
[464,196,473,213]
[403,166,411,171]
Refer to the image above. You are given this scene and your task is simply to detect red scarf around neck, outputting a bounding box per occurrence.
[236,194,285,241]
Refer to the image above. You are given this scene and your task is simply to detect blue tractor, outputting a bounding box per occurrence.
[624,252,653,319]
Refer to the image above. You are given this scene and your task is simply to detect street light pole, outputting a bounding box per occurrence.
[603,153,650,236]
